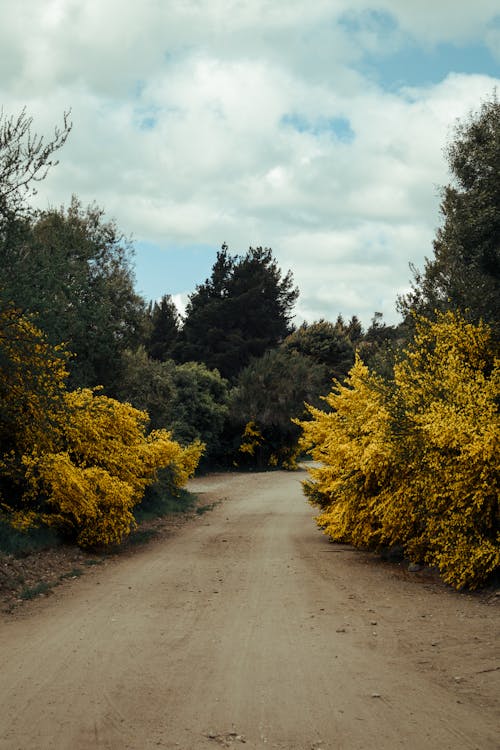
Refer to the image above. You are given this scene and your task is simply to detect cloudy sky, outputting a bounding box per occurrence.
[1,1,499,327]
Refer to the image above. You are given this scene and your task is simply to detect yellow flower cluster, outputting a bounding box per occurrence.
[238,420,299,469]
[0,306,68,457]
[1,306,204,548]
[238,420,264,456]
[297,312,499,589]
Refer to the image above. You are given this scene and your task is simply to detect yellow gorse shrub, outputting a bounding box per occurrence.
[0,305,68,459]
[21,452,137,548]
[239,420,264,457]
[17,391,204,547]
[63,389,160,502]
[298,355,393,548]
[1,306,204,548]
[388,312,499,588]
[298,312,499,589]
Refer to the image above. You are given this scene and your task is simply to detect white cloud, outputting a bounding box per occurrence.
[485,24,500,62]
[0,1,498,328]
[341,0,500,45]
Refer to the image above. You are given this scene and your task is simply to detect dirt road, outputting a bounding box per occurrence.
[1,469,498,749]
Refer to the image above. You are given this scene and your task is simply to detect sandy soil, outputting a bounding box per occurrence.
[0,468,498,750]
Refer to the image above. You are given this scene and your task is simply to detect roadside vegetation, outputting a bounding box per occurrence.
[0,95,498,590]
[298,95,499,590]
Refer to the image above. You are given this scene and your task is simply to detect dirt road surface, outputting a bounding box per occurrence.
[1,469,498,750]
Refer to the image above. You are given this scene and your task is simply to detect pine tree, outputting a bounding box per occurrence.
[177,245,299,380]
[400,93,500,332]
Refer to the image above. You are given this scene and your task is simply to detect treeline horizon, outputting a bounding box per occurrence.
[0,103,409,470]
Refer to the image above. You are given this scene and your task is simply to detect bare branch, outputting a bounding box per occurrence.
[0,108,72,216]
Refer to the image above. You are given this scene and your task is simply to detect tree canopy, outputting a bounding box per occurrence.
[282,318,355,382]
[147,294,181,362]
[176,244,299,380]
[0,197,147,392]
[399,93,500,332]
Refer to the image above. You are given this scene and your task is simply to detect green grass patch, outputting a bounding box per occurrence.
[20,581,54,600]
[59,567,83,580]
[127,528,159,546]
[0,518,62,558]
[134,486,197,523]
[195,500,222,515]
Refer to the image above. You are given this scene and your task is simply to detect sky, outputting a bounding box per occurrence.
[1,1,499,328]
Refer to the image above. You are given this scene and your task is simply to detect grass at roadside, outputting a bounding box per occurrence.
[195,500,222,515]
[133,487,197,523]
[0,518,62,558]
[0,487,218,612]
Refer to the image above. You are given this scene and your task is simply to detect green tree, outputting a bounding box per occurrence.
[399,93,500,331]
[282,319,355,382]
[167,361,230,462]
[116,349,229,464]
[147,294,180,361]
[230,348,327,468]
[115,346,176,431]
[1,197,147,392]
[177,244,299,380]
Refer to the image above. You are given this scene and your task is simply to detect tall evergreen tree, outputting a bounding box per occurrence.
[147,294,181,362]
[399,93,500,331]
[177,244,299,380]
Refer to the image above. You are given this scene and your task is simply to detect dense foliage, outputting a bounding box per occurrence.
[298,312,499,589]
[1,197,147,392]
[0,303,69,465]
[0,306,203,547]
[399,94,500,332]
[176,244,299,380]
[230,348,328,469]
[115,348,230,463]
[281,318,355,382]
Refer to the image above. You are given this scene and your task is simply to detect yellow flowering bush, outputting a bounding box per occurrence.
[1,305,204,548]
[16,391,204,547]
[298,356,393,548]
[20,452,136,547]
[298,312,499,589]
[0,305,68,460]
[387,312,499,588]
[238,420,264,457]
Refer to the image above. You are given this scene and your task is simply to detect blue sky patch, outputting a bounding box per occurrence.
[281,113,355,142]
[133,241,218,301]
[362,40,500,90]
[139,115,157,130]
